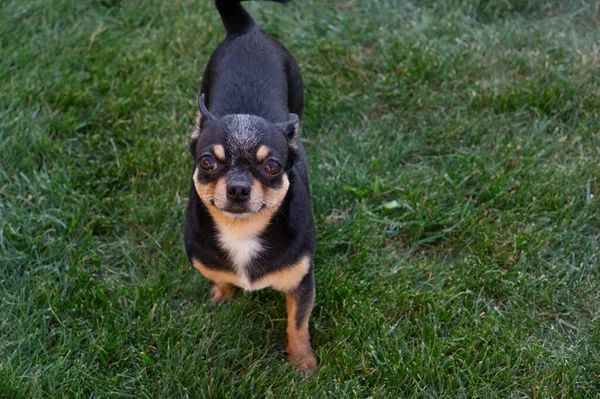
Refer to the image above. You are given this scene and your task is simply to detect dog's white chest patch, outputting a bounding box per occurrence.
[216,227,263,290]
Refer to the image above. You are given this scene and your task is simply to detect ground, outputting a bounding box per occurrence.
[1,0,599,397]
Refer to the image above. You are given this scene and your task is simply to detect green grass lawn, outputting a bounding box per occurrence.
[1,0,599,397]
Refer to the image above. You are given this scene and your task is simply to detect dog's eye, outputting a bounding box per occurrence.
[264,160,282,175]
[199,155,217,171]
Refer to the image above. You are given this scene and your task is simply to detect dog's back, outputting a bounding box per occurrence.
[201,0,304,122]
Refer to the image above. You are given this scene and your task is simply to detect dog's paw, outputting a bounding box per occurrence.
[210,283,234,306]
[288,349,317,375]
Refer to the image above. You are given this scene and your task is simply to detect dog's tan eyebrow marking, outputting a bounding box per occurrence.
[213,144,225,161]
[256,145,270,161]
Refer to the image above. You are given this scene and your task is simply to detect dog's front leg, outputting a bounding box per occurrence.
[285,270,317,373]
[211,282,234,306]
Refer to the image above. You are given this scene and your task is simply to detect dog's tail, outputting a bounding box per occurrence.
[215,0,292,36]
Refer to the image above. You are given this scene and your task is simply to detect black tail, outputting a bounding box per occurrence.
[215,0,292,36]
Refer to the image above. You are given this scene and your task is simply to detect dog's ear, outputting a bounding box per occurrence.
[192,93,217,140]
[198,93,216,124]
[276,113,300,140]
[278,114,300,170]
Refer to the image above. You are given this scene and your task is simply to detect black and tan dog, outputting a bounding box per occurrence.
[183,0,316,372]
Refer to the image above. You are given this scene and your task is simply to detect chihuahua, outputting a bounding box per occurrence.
[183,0,316,372]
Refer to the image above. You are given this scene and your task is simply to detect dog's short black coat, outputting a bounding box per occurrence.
[183,0,317,371]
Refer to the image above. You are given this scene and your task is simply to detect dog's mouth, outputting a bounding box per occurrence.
[210,200,264,219]
[223,204,248,214]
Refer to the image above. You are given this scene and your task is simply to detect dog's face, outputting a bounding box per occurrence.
[191,95,299,219]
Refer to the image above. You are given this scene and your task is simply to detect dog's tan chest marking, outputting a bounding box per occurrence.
[193,259,241,286]
[192,256,310,293]
[252,256,311,292]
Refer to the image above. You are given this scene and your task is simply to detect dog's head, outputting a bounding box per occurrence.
[190,94,299,219]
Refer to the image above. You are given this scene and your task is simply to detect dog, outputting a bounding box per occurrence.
[183,0,317,372]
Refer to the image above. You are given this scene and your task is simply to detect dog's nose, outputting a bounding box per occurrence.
[226,181,251,202]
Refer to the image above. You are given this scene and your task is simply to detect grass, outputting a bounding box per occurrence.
[1,0,599,397]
